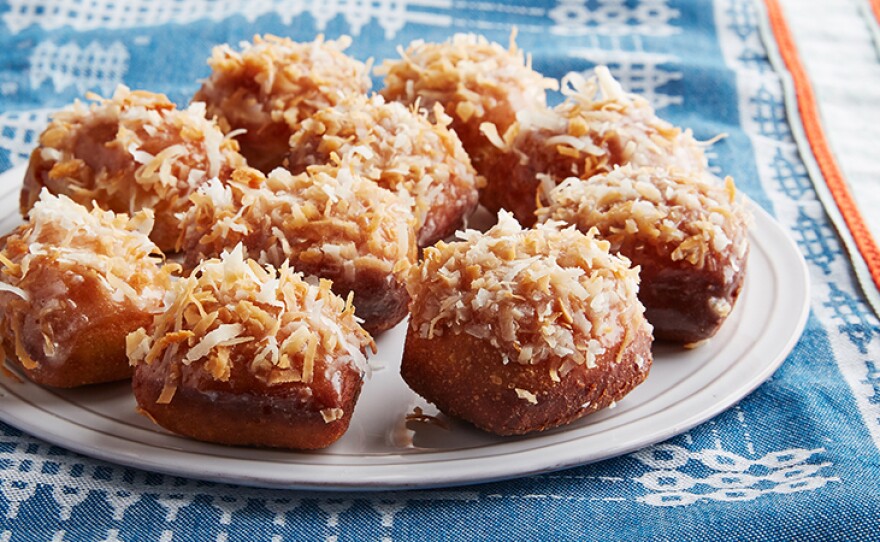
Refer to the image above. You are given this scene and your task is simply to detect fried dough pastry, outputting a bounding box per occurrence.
[22,86,245,252]
[0,191,176,387]
[129,246,374,449]
[538,165,750,343]
[402,212,653,435]
[286,93,483,247]
[195,34,371,172]
[179,165,416,334]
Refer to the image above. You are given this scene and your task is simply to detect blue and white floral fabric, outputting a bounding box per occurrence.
[0,1,878,540]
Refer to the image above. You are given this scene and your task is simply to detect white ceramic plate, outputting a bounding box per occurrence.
[0,164,809,490]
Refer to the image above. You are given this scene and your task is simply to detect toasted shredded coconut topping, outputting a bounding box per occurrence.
[484,66,708,188]
[287,93,484,245]
[408,212,650,372]
[320,408,345,423]
[378,33,557,136]
[196,34,371,135]
[538,166,750,274]
[127,245,374,403]
[515,388,539,404]
[3,190,173,309]
[0,191,176,369]
[23,85,244,250]
[179,165,416,279]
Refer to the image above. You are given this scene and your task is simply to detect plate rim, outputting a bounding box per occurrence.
[0,164,810,491]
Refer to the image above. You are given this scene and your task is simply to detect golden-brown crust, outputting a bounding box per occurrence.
[132,347,362,449]
[1,268,148,387]
[637,248,748,343]
[401,326,652,436]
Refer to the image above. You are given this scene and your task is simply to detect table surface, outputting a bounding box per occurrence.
[0,0,879,540]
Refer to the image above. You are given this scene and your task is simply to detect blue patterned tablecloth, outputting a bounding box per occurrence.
[1,1,880,540]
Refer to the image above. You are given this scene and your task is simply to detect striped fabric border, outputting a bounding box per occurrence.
[761,0,880,317]
[870,0,880,24]
[863,0,880,57]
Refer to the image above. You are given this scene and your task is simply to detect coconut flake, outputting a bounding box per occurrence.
[184,323,245,363]
[0,281,29,301]
[515,388,538,404]
[408,210,647,369]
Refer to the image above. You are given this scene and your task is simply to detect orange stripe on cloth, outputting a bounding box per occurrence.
[764,0,880,291]
[870,0,880,26]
